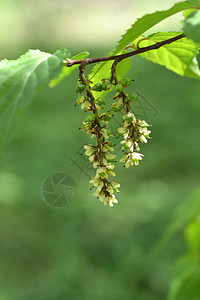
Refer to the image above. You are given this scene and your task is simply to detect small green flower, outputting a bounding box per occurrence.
[137,119,150,127]
[81,101,90,110]
[125,157,134,168]
[89,154,96,162]
[84,144,95,156]
[118,127,127,134]
[101,128,111,139]
[77,95,86,104]
[106,153,116,160]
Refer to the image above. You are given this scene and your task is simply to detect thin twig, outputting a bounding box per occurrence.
[111,58,130,112]
[66,34,185,67]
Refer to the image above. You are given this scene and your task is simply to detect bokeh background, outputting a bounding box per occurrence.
[0,0,200,299]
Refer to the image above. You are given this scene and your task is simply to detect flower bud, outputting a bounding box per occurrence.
[96,97,104,106]
[92,83,102,91]
[101,81,112,90]
[128,93,138,102]
[120,78,131,87]
[76,82,85,93]
[85,113,96,122]
[111,105,124,112]
[115,84,123,93]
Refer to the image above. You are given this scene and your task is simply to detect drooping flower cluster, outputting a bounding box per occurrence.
[75,62,152,207]
[118,112,151,167]
[108,75,152,168]
[76,77,120,207]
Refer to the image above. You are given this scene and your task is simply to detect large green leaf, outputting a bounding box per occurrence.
[135,32,200,79]
[115,1,197,54]
[183,10,200,43]
[49,51,89,88]
[0,49,64,162]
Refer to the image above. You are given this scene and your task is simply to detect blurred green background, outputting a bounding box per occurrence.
[0,1,200,299]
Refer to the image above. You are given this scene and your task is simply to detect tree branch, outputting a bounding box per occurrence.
[66,34,185,67]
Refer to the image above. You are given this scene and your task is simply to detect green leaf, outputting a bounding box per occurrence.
[183,10,200,43]
[187,0,200,6]
[0,49,63,162]
[184,218,200,252]
[183,8,197,18]
[167,255,200,300]
[184,56,200,78]
[53,47,71,60]
[117,57,132,80]
[49,51,89,87]
[197,52,200,65]
[53,47,71,59]
[135,32,200,79]
[152,187,200,254]
[115,1,196,54]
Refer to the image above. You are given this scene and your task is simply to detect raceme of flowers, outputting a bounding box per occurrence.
[75,73,151,207]
[118,114,151,168]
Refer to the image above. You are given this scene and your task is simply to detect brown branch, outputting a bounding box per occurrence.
[66,33,185,67]
[111,59,130,113]
[79,60,96,113]
[111,58,120,83]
